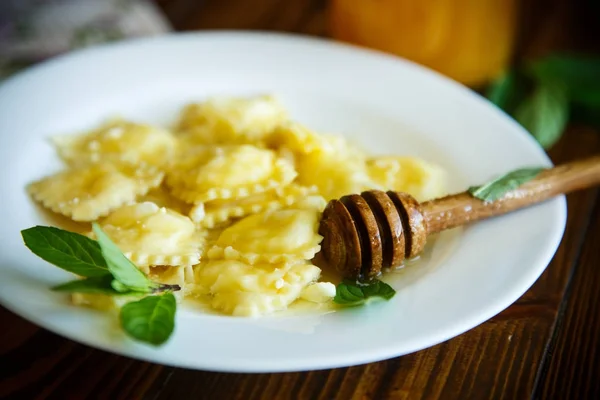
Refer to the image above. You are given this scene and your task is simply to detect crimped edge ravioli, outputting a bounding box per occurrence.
[51,119,177,167]
[190,184,324,228]
[205,208,324,265]
[28,162,164,221]
[94,202,206,268]
[168,158,296,203]
[206,243,322,265]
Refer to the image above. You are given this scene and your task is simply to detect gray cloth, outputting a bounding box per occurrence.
[0,0,171,79]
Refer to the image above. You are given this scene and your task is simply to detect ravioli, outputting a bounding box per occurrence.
[269,123,366,157]
[201,226,228,248]
[166,145,296,203]
[194,259,322,316]
[176,95,288,144]
[28,162,163,221]
[266,122,327,157]
[367,156,447,201]
[207,209,323,264]
[296,148,378,201]
[52,120,176,167]
[190,184,326,228]
[96,202,203,267]
[148,265,194,287]
[272,127,377,200]
[139,186,190,214]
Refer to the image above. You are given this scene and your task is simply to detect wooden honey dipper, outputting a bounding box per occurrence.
[317,155,600,280]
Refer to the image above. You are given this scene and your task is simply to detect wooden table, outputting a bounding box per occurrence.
[2,1,599,399]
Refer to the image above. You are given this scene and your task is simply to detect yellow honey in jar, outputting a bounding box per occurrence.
[329,0,518,87]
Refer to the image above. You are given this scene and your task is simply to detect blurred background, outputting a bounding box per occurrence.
[1,0,599,148]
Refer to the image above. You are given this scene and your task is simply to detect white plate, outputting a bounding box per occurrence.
[0,32,565,373]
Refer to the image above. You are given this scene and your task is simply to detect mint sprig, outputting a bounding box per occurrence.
[468,167,544,202]
[486,53,600,149]
[52,275,124,295]
[334,279,396,307]
[22,226,110,277]
[91,223,157,293]
[120,293,176,346]
[21,224,180,346]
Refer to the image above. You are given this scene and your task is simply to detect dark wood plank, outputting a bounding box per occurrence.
[535,188,600,399]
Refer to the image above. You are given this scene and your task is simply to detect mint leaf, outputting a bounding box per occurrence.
[120,293,176,346]
[335,282,365,305]
[486,70,532,114]
[52,275,126,295]
[362,280,396,300]
[334,279,396,306]
[111,279,133,293]
[23,224,181,346]
[571,103,600,130]
[92,223,156,293]
[514,81,569,149]
[468,167,544,202]
[528,54,600,107]
[486,71,519,110]
[21,226,110,278]
[487,71,514,108]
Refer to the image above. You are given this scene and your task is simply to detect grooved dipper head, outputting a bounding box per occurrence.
[318,190,427,280]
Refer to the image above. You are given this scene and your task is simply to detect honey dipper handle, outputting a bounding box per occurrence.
[421,155,600,234]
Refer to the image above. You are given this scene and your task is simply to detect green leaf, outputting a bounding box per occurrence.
[111,280,133,293]
[21,226,110,278]
[120,293,177,346]
[571,103,600,130]
[92,223,155,293]
[468,167,545,202]
[334,279,396,306]
[570,89,600,108]
[52,275,126,295]
[528,54,600,107]
[514,81,569,149]
[362,280,396,300]
[486,71,517,109]
[487,71,514,108]
[486,70,531,115]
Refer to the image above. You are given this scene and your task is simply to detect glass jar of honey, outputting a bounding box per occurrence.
[329,0,518,87]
